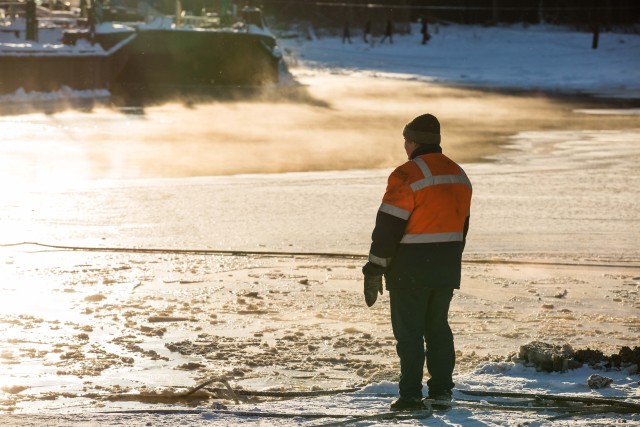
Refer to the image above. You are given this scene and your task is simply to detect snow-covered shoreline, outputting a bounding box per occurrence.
[281,23,640,99]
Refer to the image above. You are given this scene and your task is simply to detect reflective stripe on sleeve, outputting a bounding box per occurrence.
[410,174,472,192]
[368,253,392,267]
[378,202,411,220]
[400,231,464,244]
[458,165,473,190]
[412,157,433,178]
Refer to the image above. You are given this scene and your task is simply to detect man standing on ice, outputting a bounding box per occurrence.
[362,114,472,411]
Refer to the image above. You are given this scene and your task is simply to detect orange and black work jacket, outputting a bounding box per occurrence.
[365,145,472,289]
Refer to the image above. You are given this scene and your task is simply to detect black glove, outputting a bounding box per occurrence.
[362,261,386,307]
[363,273,383,307]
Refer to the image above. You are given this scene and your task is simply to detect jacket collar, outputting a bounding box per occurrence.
[410,144,442,159]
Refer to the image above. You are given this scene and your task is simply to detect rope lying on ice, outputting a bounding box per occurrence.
[71,382,640,421]
[0,242,362,259]
[178,377,356,402]
[459,389,640,411]
[179,377,359,405]
[98,407,433,424]
[2,241,638,269]
[82,382,360,405]
[96,398,637,421]
[181,377,240,404]
[424,399,631,415]
[97,376,422,423]
[200,386,361,398]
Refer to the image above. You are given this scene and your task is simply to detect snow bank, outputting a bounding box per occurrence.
[281,23,640,98]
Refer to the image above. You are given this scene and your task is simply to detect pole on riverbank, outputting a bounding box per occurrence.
[26,0,38,42]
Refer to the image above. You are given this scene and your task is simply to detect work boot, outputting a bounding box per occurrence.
[427,390,452,410]
[389,396,427,411]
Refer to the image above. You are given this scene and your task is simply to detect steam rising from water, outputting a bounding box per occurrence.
[1,73,639,188]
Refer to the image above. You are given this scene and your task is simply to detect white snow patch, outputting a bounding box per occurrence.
[281,23,640,98]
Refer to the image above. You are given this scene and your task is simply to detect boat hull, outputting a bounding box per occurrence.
[0,32,133,95]
[115,29,280,87]
[0,53,109,94]
[0,26,280,95]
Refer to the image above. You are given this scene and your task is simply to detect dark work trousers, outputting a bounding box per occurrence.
[389,287,455,399]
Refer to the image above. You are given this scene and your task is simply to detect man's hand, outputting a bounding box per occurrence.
[364,274,383,307]
[362,261,386,307]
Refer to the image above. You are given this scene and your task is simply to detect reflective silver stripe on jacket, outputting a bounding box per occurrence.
[458,165,472,190]
[413,157,432,178]
[378,202,411,220]
[400,231,464,244]
[410,158,472,192]
[368,253,392,267]
[411,174,472,192]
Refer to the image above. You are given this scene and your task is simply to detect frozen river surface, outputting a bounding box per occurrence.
[1,115,638,262]
[1,91,639,425]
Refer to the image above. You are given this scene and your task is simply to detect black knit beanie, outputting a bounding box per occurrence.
[402,114,441,145]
